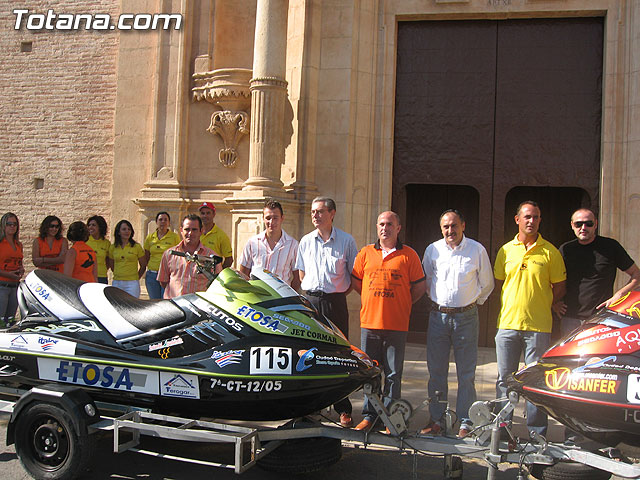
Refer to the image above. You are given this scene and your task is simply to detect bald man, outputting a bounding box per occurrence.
[557,208,640,335]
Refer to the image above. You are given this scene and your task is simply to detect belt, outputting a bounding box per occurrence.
[305,290,345,298]
[0,281,18,288]
[432,302,476,314]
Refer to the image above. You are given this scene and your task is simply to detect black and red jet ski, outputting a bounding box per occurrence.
[508,291,640,447]
[0,255,379,421]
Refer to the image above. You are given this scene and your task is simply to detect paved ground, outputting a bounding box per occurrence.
[0,345,618,479]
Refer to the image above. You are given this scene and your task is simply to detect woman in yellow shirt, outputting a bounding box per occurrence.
[86,215,111,284]
[107,220,147,298]
[143,211,180,299]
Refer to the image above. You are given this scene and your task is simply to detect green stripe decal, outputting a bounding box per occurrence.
[0,349,350,380]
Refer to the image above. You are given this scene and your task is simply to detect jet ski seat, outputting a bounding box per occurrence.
[78,283,186,340]
[26,270,93,319]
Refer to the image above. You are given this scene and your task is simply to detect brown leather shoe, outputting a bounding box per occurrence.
[354,418,372,431]
[420,421,442,435]
[340,413,354,428]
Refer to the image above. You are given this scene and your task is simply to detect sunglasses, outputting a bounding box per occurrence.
[5,222,17,227]
[573,220,594,228]
[49,224,60,229]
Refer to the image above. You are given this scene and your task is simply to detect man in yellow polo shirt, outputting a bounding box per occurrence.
[494,200,566,438]
[198,202,233,269]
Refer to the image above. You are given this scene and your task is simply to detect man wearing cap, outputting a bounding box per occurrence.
[239,199,300,289]
[296,196,358,427]
[198,202,233,269]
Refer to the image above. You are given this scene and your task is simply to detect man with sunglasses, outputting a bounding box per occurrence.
[557,208,640,335]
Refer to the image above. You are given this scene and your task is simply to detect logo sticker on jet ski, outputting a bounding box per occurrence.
[0,333,76,355]
[296,348,317,372]
[26,278,51,301]
[37,358,159,394]
[8,335,28,350]
[250,347,291,374]
[544,367,619,394]
[295,348,358,372]
[212,349,244,368]
[149,336,183,352]
[22,320,102,334]
[159,372,200,399]
[237,305,288,333]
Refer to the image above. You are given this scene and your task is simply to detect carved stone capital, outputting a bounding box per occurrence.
[192,68,252,111]
[193,68,252,168]
[207,110,250,168]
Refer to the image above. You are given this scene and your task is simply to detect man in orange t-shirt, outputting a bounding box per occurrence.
[351,211,426,431]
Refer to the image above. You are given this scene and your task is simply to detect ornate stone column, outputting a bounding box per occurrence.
[243,0,289,192]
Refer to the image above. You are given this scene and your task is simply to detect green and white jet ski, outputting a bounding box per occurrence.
[0,253,379,420]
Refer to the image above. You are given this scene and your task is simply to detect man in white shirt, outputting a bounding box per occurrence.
[296,196,358,427]
[420,209,494,438]
[239,199,300,289]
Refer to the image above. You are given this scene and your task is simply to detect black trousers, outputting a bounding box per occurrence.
[306,291,352,415]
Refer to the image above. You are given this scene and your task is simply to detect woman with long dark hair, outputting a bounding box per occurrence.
[32,215,68,272]
[87,215,110,284]
[107,220,147,297]
[64,221,97,283]
[143,211,180,299]
[0,213,24,327]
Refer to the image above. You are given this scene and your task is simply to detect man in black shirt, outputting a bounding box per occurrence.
[557,208,640,335]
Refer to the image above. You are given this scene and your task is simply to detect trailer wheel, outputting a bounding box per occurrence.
[529,461,611,480]
[257,436,342,474]
[14,403,94,480]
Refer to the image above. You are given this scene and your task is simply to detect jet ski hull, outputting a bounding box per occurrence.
[0,269,380,421]
[508,292,640,447]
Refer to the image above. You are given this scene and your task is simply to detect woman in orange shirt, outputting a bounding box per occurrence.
[0,213,25,327]
[32,215,68,272]
[63,221,97,283]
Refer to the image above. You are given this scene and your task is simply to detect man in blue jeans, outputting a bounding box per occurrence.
[420,209,494,438]
[494,201,566,438]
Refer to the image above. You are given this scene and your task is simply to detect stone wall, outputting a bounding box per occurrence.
[0,0,119,269]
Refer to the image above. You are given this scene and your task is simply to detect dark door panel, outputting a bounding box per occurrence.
[392,18,603,347]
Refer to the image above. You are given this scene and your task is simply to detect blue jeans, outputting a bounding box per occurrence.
[112,280,141,298]
[145,270,164,299]
[495,328,550,436]
[361,328,407,420]
[0,285,18,325]
[427,306,478,428]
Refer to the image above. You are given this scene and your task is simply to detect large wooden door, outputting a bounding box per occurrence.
[392,18,604,346]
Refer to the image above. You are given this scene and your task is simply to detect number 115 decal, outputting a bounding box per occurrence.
[250,347,292,374]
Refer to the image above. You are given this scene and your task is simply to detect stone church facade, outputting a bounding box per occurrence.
[1,0,639,344]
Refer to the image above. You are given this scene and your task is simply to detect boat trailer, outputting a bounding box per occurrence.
[2,383,639,479]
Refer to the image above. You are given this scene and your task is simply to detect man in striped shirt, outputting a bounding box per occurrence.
[239,199,300,290]
[157,214,221,298]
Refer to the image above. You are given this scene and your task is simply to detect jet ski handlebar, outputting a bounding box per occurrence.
[169,250,224,286]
